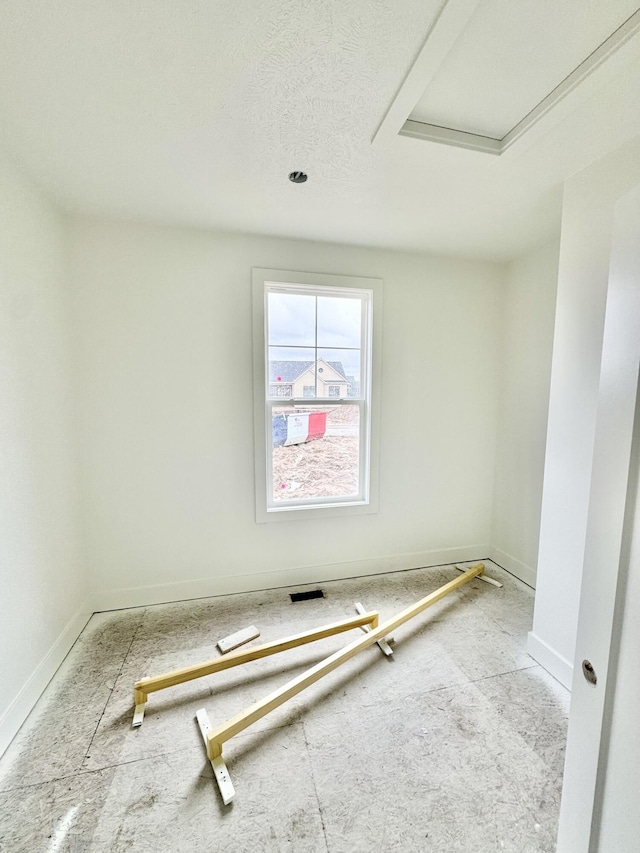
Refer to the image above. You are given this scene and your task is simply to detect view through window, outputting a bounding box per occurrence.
[264,283,371,511]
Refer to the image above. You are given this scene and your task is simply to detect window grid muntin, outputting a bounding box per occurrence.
[264,282,372,512]
[265,283,367,403]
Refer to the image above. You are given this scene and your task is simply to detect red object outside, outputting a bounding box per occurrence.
[307,411,327,441]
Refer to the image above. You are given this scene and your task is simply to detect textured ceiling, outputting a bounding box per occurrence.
[0,0,639,260]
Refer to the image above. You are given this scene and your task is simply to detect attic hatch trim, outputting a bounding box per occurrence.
[375,2,640,157]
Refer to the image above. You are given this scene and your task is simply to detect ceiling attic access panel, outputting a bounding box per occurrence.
[382,0,640,154]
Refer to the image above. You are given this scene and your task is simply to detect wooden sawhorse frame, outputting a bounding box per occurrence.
[133,562,493,803]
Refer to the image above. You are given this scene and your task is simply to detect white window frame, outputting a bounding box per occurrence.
[252,268,382,523]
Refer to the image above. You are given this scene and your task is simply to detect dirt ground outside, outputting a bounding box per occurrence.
[272,406,359,501]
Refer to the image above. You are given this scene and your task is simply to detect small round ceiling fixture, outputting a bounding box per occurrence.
[289,171,308,183]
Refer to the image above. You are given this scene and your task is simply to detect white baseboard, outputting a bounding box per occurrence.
[527,630,573,689]
[0,543,537,756]
[0,598,93,758]
[91,544,491,611]
[489,546,537,588]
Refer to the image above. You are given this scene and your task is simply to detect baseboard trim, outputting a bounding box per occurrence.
[0,598,93,758]
[527,630,573,689]
[91,544,491,612]
[489,546,537,588]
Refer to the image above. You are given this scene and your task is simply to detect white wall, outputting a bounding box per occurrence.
[0,152,88,755]
[530,136,640,688]
[491,240,559,585]
[68,218,503,609]
[556,181,640,853]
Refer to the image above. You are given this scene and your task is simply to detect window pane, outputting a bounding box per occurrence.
[271,405,360,502]
[318,348,361,397]
[269,383,293,397]
[317,296,361,348]
[268,292,316,346]
[268,347,315,398]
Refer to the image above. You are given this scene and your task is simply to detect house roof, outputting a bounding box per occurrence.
[269,360,348,383]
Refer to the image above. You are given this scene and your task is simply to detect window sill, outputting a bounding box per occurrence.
[256,498,379,524]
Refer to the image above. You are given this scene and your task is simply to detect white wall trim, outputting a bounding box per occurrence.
[501,9,640,154]
[1,543,537,752]
[372,0,482,146]
[92,544,490,612]
[251,268,383,523]
[489,546,537,588]
[399,121,501,154]
[0,598,93,758]
[397,9,640,156]
[527,630,573,689]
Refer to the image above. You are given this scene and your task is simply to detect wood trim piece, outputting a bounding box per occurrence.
[132,610,379,714]
[206,563,485,759]
[454,564,502,587]
[355,601,394,655]
[217,625,260,654]
[197,709,235,805]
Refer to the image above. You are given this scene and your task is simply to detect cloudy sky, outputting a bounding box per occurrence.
[267,292,362,377]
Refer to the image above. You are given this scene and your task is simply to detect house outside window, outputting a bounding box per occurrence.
[252,268,382,522]
[269,383,293,397]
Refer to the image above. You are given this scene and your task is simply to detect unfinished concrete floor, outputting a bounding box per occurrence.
[0,561,569,852]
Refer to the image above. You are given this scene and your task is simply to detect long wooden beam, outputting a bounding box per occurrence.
[133,610,379,709]
[206,563,485,759]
